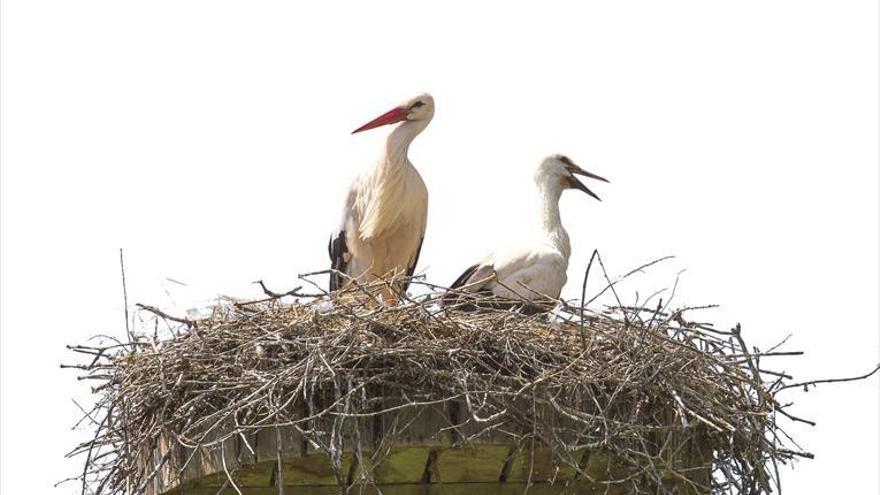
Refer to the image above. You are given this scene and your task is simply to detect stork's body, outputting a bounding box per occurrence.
[444,155,608,311]
[328,94,434,301]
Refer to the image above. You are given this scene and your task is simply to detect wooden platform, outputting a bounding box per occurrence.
[173,445,647,494]
[145,401,711,495]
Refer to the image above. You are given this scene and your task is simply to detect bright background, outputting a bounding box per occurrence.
[2,1,878,493]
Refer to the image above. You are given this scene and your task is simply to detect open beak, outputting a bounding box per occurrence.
[568,166,609,201]
[351,106,407,134]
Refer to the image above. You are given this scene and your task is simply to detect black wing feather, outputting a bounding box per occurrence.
[441,263,485,309]
[328,231,349,291]
[448,263,481,290]
[401,236,425,292]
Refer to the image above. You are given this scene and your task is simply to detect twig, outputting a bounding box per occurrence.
[135,304,196,328]
[119,249,133,346]
[579,249,599,350]
[779,363,880,391]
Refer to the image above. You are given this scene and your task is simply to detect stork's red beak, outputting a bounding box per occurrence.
[351,106,407,134]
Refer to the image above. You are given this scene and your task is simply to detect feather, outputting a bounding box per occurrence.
[402,236,424,292]
[442,262,496,309]
[328,230,350,291]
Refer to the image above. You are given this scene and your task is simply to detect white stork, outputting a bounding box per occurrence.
[443,154,608,312]
[328,94,434,302]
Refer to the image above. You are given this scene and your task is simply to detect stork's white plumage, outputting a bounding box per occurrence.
[444,154,608,311]
[328,94,434,302]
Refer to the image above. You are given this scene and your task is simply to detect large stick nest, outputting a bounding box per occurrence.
[66,274,814,495]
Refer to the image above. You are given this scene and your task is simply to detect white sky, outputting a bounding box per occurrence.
[1,1,878,493]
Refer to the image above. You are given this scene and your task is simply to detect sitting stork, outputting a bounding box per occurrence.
[328,94,434,303]
[443,154,608,313]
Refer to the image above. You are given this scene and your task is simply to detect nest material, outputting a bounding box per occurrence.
[67,277,812,495]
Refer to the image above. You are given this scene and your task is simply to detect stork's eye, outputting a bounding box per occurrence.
[411,101,425,109]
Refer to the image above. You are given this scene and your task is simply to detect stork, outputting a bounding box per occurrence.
[328,94,434,303]
[443,154,608,313]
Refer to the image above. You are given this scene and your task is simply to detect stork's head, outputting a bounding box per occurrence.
[352,93,435,134]
[537,154,609,201]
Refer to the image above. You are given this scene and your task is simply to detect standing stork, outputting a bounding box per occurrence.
[328,94,434,303]
[443,154,608,312]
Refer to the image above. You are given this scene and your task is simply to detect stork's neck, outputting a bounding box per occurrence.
[379,120,428,171]
[358,119,429,241]
[535,182,571,258]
